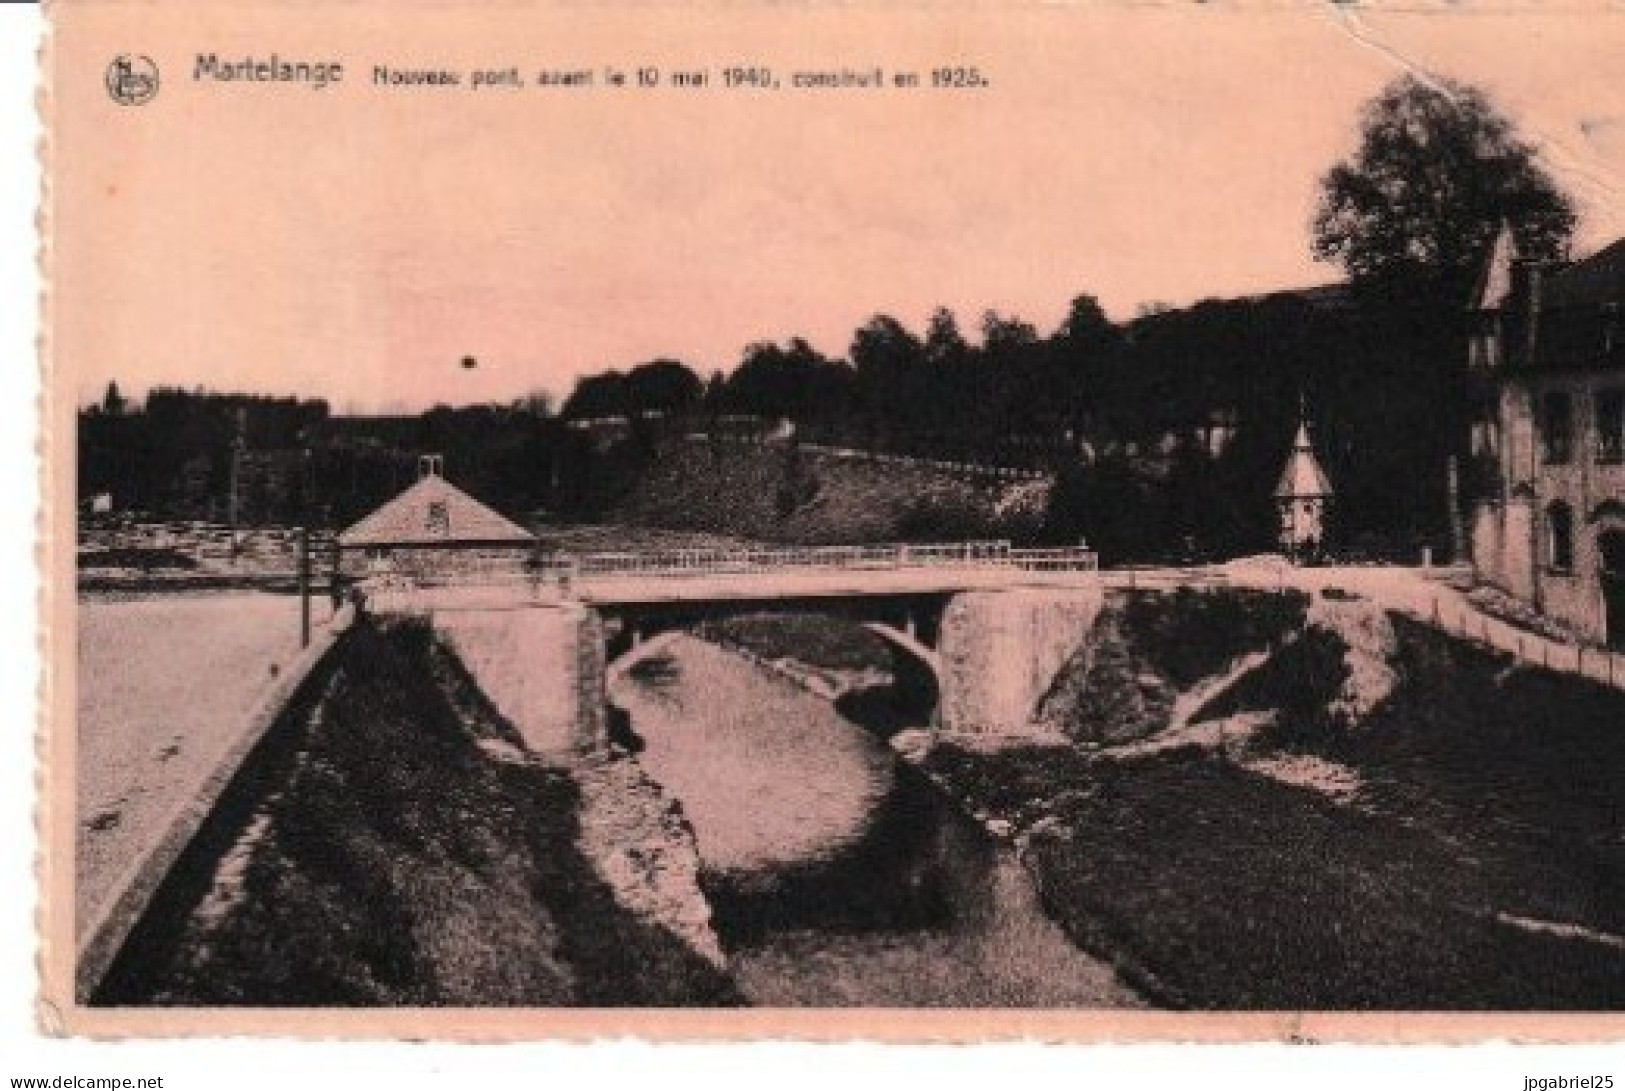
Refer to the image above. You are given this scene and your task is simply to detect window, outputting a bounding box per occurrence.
[425,500,450,536]
[1540,392,1573,464]
[1469,314,1503,371]
[1547,501,1575,573]
[1597,388,1624,465]
[1470,415,1501,459]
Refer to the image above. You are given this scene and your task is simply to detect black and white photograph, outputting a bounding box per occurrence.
[26,0,1625,1056]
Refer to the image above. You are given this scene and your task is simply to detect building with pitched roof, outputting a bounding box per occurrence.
[1466,227,1625,648]
[337,454,537,581]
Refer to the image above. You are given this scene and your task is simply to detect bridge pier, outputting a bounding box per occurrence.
[419,589,1103,753]
[433,603,608,760]
[937,587,1104,734]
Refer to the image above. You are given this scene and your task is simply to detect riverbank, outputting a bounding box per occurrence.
[95,618,737,1006]
[908,606,1625,1009]
[611,631,1141,1009]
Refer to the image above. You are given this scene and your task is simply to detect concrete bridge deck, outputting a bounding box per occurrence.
[365,541,1100,613]
[369,565,1103,613]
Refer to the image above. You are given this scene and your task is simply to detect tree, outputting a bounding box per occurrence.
[723,338,856,424]
[508,390,553,420]
[1051,294,1123,437]
[978,310,1048,439]
[560,371,628,420]
[1312,76,1578,558]
[623,359,702,416]
[917,308,975,444]
[1312,74,1576,300]
[980,309,1039,351]
[1055,294,1111,343]
[849,314,923,438]
[101,380,128,417]
[923,307,969,368]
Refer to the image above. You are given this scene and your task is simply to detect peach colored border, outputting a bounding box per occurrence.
[37,0,1625,1041]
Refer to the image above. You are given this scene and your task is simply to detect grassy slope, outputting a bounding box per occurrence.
[922,594,1625,1010]
[1039,588,1308,745]
[539,523,762,554]
[100,620,737,1007]
[610,440,1018,544]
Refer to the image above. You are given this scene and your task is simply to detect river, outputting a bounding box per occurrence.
[609,633,1143,1008]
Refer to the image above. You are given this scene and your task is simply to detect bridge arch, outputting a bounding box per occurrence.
[599,603,951,733]
[861,621,943,684]
[605,629,686,685]
[851,621,944,732]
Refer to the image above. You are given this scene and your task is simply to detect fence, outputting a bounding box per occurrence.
[1097,567,1625,691]
[682,432,1054,481]
[1420,595,1625,691]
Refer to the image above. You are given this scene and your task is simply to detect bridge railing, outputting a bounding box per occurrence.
[567,540,1020,578]
[365,540,1098,594]
[1009,547,1101,572]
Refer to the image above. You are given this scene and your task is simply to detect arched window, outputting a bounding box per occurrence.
[1601,528,1625,576]
[1596,388,1624,465]
[1547,501,1575,573]
[1540,392,1573,464]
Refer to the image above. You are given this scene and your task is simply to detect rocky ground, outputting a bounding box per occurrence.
[903,584,1625,1009]
[609,627,1140,1009]
[94,618,737,1006]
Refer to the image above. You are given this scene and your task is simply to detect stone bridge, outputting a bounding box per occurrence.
[364,541,1104,760]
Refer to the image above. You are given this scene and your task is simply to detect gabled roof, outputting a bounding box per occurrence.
[1275,422,1333,500]
[339,473,535,547]
[1542,236,1625,311]
[1473,229,1625,314]
[1472,222,1520,312]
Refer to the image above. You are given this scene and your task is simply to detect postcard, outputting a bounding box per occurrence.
[39,0,1625,1040]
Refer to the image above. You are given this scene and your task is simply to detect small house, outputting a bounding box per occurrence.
[336,455,536,583]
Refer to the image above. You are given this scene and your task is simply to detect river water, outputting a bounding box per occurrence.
[609,633,1142,1008]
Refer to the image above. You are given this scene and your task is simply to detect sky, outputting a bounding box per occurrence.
[53,1,1625,414]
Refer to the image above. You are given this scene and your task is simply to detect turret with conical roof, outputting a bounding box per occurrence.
[1275,398,1333,560]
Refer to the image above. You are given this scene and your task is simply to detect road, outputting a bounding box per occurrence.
[75,591,333,935]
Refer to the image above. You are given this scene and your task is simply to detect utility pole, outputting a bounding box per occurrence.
[229,406,247,541]
[1446,454,1466,565]
[298,527,311,649]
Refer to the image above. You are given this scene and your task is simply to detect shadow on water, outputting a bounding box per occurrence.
[704,761,995,944]
[833,652,939,742]
[703,661,986,942]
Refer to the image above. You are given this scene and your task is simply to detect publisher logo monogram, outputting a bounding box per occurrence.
[106,55,159,106]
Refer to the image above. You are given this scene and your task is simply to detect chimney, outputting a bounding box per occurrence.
[418,453,445,479]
